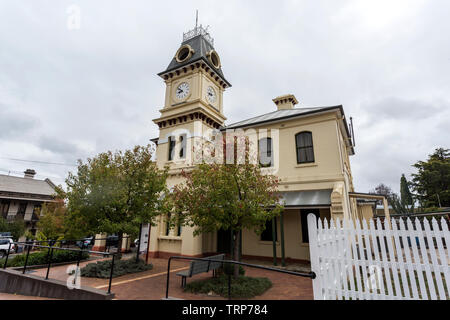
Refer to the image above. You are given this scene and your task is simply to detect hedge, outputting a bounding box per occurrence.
[0,249,89,267]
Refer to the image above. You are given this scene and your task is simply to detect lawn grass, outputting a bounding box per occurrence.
[184,274,272,299]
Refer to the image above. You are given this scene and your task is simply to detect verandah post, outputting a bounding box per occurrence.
[272,217,277,266]
[280,212,286,267]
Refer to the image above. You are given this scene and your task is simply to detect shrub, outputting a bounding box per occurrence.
[184,274,272,299]
[80,258,153,278]
[0,249,89,267]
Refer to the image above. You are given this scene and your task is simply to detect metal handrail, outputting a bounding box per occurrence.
[2,241,117,294]
[12,236,133,254]
[166,256,316,300]
[12,235,132,245]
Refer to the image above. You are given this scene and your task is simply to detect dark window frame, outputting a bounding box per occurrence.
[295,131,315,164]
[179,134,187,159]
[168,136,176,161]
[164,213,172,236]
[260,218,277,242]
[17,202,27,215]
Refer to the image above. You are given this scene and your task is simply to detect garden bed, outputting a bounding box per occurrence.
[184,274,272,299]
[79,258,153,278]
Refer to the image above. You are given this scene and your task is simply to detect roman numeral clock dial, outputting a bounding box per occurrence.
[206,86,217,105]
[175,82,190,100]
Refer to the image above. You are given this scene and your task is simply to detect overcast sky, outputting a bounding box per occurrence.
[0,0,449,193]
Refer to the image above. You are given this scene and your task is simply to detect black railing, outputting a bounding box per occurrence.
[10,236,132,252]
[2,241,117,294]
[165,256,316,300]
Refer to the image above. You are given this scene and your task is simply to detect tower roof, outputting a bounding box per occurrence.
[158,26,231,87]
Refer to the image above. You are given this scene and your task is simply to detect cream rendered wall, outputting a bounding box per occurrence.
[247,113,346,193]
[150,118,219,257]
[357,204,375,222]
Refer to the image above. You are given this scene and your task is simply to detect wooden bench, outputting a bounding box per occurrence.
[176,254,225,288]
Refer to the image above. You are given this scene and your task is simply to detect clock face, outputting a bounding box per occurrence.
[175,82,190,100]
[206,86,217,104]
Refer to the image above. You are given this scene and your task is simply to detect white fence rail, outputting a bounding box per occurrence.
[308,214,449,300]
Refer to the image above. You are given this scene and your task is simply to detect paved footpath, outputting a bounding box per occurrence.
[2,257,313,300]
[0,293,52,300]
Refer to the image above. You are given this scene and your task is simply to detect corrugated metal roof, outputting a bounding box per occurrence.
[224,106,341,130]
[0,174,56,196]
[279,190,332,206]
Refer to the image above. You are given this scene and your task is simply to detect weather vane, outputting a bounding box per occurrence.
[182,9,214,46]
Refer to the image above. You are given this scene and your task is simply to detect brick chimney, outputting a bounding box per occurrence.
[273,94,299,110]
[24,169,36,179]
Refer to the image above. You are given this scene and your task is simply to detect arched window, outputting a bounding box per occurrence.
[179,134,187,159]
[259,137,273,167]
[165,213,171,236]
[168,136,175,161]
[295,132,314,164]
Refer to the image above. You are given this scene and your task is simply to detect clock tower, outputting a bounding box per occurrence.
[150,25,231,258]
[153,25,231,172]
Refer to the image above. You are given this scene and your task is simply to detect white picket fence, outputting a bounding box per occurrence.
[307,214,450,300]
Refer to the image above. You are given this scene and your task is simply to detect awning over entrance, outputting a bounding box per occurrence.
[278,189,332,207]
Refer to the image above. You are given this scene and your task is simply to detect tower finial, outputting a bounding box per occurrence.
[195,10,198,29]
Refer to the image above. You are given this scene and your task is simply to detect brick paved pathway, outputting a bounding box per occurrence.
[2,257,313,300]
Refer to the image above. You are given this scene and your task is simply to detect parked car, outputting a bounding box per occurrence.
[76,237,94,249]
[106,235,118,247]
[0,238,15,258]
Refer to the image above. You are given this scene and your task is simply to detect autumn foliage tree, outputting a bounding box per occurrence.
[171,136,283,277]
[35,200,68,241]
[65,144,168,257]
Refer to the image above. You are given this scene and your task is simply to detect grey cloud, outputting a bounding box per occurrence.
[363,97,443,121]
[37,136,81,156]
[0,106,39,139]
[0,0,448,194]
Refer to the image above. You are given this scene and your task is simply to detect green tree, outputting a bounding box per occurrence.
[400,174,413,207]
[0,217,26,241]
[65,144,168,257]
[411,148,450,208]
[171,142,283,277]
[34,200,68,242]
